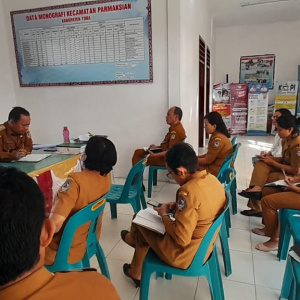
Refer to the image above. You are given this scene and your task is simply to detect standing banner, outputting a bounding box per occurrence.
[230,83,248,134]
[247,83,269,135]
[212,83,231,131]
[272,81,298,133]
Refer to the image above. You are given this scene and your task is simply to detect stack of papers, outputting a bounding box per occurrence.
[18,154,51,162]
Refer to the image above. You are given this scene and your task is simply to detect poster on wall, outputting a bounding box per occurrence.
[272,81,299,133]
[239,54,275,89]
[247,83,269,135]
[212,83,231,131]
[230,83,248,134]
[10,0,153,86]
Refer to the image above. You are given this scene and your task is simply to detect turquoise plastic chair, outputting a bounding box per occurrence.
[45,195,110,278]
[147,165,167,198]
[231,136,237,145]
[106,155,149,219]
[280,216,300,299]
[277,208,300,261]
[139,198,229,300]
[217,168,236,277]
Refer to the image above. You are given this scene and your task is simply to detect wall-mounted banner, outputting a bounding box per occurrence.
[212,83,231,131]
[10,0,153,86]
[240,54,275,89]
[230,83,248,134]
[247,83,269,135]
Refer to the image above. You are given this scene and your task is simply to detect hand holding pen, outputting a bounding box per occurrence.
[16,144,27,159]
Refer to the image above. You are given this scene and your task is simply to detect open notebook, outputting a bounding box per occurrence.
[18,154,51,162]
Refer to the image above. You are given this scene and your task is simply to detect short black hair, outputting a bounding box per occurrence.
[174,106,183,121]
[8,107,30,122]
[276,115,299,136]
[275,108,292,117]
[84,136,117,175]
[0,167,45,286]
[165,143,199,175]
[204,111,230,138]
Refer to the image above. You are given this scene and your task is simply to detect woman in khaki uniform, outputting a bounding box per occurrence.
[45,136,117,266]
[239,115,300,217]
[198,111,233,176]
[251,175,300,252]
[121,143,226,287]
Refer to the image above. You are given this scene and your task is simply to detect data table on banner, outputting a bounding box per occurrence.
[19,17,145,69]
[0,151,80,178]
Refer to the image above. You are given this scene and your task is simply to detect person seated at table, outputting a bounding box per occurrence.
[252,109,292,165]
[197,111,233,176]
[132,106,186,167]
[121,143,226,287]
[0,106,32,161]
[239,115,300,217]
[0,167,120,299]
[252,175,300,252]
[45,136,117,266]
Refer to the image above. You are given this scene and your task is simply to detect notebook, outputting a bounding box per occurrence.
[18,154,51,162]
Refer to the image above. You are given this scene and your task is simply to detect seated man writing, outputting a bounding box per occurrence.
[0,167,120,299]
[132,106,186,166]
[0,106,32,161]
[122,143,226,287]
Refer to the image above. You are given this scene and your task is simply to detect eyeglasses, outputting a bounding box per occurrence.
[272,115,279,119]
[166,171,174,179]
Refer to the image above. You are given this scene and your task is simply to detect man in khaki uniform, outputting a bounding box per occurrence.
[132,106,186,166]
[0,167,120,300]
[45,136,117,265]
[122,143,226,286]
[0,106,33,161]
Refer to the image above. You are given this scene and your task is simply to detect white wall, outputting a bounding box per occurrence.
[2,0,169,177]
[214,20,300,103]
[168,0,213,150]
[0,1,16,121]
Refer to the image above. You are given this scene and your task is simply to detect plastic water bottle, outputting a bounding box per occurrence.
[63,126,70,143]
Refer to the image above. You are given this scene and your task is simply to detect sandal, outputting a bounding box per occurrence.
[238,190,262,200]
[240,210,262,217]
[255,243,278,252]
[252,228,266,236]
[123,263,140,287]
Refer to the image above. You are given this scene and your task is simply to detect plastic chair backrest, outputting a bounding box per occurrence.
[192,195,230,266]
[50,195,107,269]
[120,155,149,198]
[231,136,237,146]
[217,167,236,189]
[231,142,241,165]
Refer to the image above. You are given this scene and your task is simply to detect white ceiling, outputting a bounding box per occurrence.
[208,0,300,28]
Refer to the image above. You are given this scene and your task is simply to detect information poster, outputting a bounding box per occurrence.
[230,83,248,134]
[10,0,153,86]
[240,54,275,89]
[212,83,231,131]
[272,81,299,133]
[247,83,269,135]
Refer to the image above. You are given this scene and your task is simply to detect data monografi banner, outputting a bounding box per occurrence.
[11,0,153,87]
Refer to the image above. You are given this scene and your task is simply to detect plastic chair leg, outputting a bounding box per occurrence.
[225,209,231,237]
[280,256,293,299]
[96,245,110,279]
[231,180,237,215]
[153,169,158,186]
[140,265,153,300]
[109,203,117,219]
[219,221,232,277]
[278,212,292,261]
[140,189,147,209]
[148,168,154,198]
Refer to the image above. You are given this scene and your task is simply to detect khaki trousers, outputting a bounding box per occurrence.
[262,191,300,238]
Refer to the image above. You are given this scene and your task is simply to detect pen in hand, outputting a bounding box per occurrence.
[282,168,287,178]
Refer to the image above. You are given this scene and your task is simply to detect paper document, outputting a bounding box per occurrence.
[132,208,166,235]
[18,154,51,162]
[265,179,300,187]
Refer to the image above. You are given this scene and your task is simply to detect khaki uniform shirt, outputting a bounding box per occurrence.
[282,134,300,167]
[160,122,186,151]
[0,267,120,300]
[148,171,226,269]
[0,121,33,161]
[199,132,233,176]
[45,171,111,265]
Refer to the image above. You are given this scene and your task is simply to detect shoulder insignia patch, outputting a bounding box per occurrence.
[178,191,188,196]
[171,133,176,139]
[27,131,31,138]
[177,194,186,211]
[213,139,221,148]
[0,125,5,131]
[60,179,72,192]
[297,150,300,157]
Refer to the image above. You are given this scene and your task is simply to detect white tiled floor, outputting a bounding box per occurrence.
[93,135,288,299]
